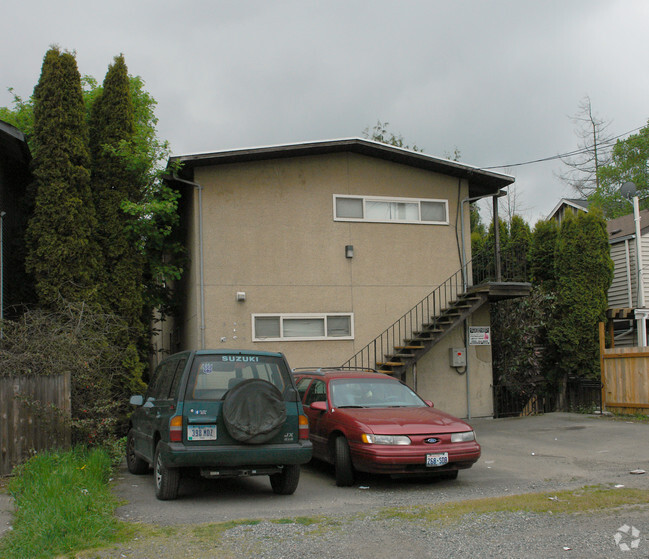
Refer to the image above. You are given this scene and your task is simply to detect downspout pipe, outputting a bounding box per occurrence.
[171,173,206,349]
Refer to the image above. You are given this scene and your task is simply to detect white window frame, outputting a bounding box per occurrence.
[333,194,449,225]
[252,313,354,342]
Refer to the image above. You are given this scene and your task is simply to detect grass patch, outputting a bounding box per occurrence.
[273,516,321,526]
[610,411,649,423]
[0,447,131,559]
[377,485,649,522]
[72,485,649,556]
[191,519,261,542]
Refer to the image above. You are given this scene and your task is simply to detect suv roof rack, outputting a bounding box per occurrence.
[292,366,379,374]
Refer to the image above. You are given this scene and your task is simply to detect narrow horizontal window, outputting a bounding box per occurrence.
[335,197,363,219]
[334,195,448,224]
[253,313,354,341]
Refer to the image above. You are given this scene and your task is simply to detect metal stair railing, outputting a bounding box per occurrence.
[341,246,527,371]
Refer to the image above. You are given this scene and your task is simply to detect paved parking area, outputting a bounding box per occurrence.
[111,413,649,526]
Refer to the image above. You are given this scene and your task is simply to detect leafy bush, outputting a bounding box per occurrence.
[0,303,146,445]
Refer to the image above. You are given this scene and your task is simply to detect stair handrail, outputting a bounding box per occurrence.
[341,246,527,370]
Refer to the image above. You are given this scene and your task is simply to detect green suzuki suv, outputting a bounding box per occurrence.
[126,350,312,500]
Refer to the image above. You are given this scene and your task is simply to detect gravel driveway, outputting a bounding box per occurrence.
[94,413,649,558]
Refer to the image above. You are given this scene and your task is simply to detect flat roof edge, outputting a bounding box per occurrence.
[169,138,514,193]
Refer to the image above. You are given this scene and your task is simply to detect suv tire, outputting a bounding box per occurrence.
[126,429,149,475]
[223,379,287,444]
[154,442,180,500]
[334,436,354,487]
[269,464,300,495]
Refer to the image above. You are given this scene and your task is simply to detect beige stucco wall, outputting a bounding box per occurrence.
[167,150,492,415]
[403,305,493,419]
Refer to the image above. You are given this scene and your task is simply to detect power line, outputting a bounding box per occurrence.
[482,125,645,170]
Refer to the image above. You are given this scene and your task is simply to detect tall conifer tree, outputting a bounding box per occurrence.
[26,47,101,307]
[89,55,144,330]
[89,54,146,389]
[548,210,613,395]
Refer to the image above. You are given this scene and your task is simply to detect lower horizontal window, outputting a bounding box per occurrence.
[253,313,353,341]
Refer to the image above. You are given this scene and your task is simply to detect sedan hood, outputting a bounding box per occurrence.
[337,406,472,435]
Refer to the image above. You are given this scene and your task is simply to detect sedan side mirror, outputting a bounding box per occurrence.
[310,401,328,412]
[425,400,434,408]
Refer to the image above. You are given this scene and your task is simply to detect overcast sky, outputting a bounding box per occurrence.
[2,1,648,223]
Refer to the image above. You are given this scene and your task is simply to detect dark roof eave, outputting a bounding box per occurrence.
[168,138,513,198]
[0,120,31,164]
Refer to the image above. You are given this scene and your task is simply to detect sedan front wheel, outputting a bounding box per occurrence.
[334,436,354,487]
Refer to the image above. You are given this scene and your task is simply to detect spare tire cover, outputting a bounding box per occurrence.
[222,379,287,444]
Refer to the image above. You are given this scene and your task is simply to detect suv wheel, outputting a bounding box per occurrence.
[154,442,180,500]
[269,464,300,495]
[334,436,354,487]
[126,429,149,475]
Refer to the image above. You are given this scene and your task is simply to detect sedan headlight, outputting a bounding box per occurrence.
[451,431,476,443]
[362,434,411,445]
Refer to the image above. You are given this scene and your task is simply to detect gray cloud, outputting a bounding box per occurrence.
[2,0,647,223]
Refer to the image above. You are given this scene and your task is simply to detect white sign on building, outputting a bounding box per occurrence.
[469,326,491,346]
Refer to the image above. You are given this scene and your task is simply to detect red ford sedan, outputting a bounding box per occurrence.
[293,368,481,486]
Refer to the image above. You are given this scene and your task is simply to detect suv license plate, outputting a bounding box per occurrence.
[187,425,217,441]
[426,452,449,467]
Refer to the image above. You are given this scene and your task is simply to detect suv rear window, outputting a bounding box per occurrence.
[187,354,290,400]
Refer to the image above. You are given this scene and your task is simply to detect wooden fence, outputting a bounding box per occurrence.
[0,373,71,476]
[599,323,649,415]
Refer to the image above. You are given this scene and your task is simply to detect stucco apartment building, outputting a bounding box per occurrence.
[161,138,525,418]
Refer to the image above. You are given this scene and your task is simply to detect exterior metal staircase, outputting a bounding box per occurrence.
[341,249,530,376]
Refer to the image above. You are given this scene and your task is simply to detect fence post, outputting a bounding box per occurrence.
[599,322,606,413]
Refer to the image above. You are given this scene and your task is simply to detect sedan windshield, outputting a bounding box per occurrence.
[330,378,425,408]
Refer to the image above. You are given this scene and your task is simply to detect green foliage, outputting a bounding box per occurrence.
[25,47,102,308]
[122,183,184,316]
[506,215,531,254]
[0,447,127,559]
[362,120,424,152]
[478,209,612,393]
[528,219,558,289]
[0,88,34,141]
[491,286,555,387]
[590,121,649,218]
[89,55,146,372]
[1,54,182,320]
[548,210,613,381]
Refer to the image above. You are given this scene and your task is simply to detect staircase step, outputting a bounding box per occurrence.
[376,361,405,367]
[389,353,415,359]
[394,345,425,350]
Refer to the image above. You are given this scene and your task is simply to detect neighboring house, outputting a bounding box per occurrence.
[0,120,31,319]
[162,138,529,418]
[607,209,649,345]
[547,198,590,224]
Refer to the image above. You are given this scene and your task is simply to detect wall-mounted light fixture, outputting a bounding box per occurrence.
[345,245,354,259]
[236,291,246,302]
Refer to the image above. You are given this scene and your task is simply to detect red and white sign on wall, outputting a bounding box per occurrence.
[469,326,490,346]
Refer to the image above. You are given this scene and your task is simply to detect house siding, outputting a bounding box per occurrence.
[165,150,495,416]
[609,239,635,308]
[608,235,649,309]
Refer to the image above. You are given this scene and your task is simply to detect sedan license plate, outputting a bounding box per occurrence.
[187,425,217,441]
[426,452,449,467]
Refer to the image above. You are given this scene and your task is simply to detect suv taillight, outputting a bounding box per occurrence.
[298,414,309,440]
[170,415,183,442]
